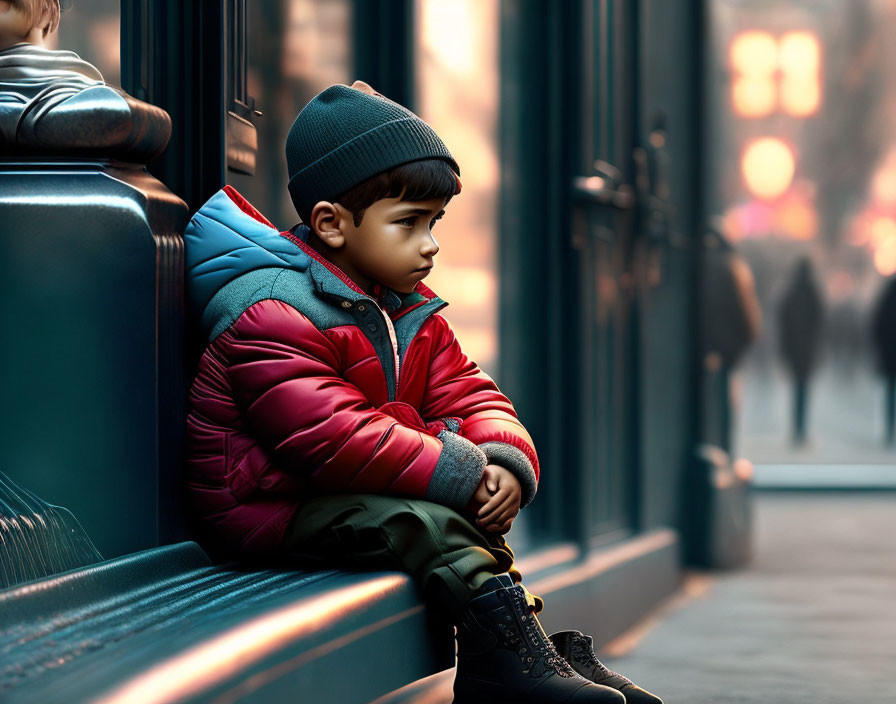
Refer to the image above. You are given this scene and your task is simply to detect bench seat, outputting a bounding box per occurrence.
[0,542,454,704]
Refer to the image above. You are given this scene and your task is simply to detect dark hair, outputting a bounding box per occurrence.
[307,158,457,226]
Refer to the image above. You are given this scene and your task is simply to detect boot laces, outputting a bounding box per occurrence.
[571,637,616,679]
[506,588,576,678]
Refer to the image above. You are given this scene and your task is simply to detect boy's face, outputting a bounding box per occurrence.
[330,195,445,295]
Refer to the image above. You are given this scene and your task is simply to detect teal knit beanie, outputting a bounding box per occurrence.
[285,85,460,220]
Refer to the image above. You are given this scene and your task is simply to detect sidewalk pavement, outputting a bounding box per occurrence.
[737,363,896,465]
[602,491,896,703]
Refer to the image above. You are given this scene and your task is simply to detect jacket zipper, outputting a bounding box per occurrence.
[283,228,403,396]
[376,302,400,395]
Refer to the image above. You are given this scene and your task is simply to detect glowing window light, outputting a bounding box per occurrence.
[420,0,477,74]
[741,138,796,200]
[779,32,820,77]
[779,32,821,116]
[870,216,896,248]
[780,76,820,117]
[872,156,896,205]
[874,236,896,275]
[774,197,817,240]
[730,31,778,77]
[428,265,495,307]
[732,76,776,117]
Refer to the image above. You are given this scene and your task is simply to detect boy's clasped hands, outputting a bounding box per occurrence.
[467,464,522,534]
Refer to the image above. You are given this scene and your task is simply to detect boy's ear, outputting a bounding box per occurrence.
[35,0,58,36]
[309,201,347,249]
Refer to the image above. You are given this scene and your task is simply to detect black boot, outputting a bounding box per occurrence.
[549,630,663,704]
[454,576,626,703]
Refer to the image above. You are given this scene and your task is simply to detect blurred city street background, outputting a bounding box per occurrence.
[738,363,894,465]
[708,1,896,473]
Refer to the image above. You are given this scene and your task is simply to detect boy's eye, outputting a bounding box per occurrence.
[394,213,443,228]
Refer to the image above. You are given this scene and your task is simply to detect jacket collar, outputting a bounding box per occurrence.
[284,224,441,317]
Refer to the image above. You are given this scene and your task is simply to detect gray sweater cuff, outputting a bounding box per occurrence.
[478,441,538,508]
[424,431,487,511]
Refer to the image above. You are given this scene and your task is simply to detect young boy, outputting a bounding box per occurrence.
[184,83,661,704]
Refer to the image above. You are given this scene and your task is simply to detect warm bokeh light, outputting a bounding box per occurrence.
[730,30,821,118]
[426,266,497,363]
[723,200,773,240]
[874,236,896,275]
[778,32,821,76]
[428,265,495,307]
[872,169,896,205]
[420,0,477,74]
[870,216,896,248]
[856,215,896,275]
[417,0,498,372]
[847,209,896,275]
[732,76,776,117]
[773,194,817,240]
[281,0,320,79]
[730,31,778,77]
[778,32,821,116]
[741,138,796,199]
[780,76,821,116]
[871,149,896,204]
[724,181,817,240]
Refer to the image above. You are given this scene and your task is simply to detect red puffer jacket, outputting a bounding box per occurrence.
[185,187,539,556]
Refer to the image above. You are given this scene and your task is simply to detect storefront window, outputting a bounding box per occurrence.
[229,0,353,229]
[415,0,500,375]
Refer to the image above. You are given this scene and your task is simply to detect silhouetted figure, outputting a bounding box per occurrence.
[703,227,762,370]
[777,258,824,445]
[871,277,896,445]
[701,225,762,451]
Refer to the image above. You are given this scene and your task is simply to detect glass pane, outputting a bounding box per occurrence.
[50,0,121,87]
[229,0,353,230]
[708,1,896,470]
[414,0,500,376]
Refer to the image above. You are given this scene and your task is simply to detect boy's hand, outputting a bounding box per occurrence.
[475,465,522,534]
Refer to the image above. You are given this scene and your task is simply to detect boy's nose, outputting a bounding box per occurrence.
[421,234,439,257]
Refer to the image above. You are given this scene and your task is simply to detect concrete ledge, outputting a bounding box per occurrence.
[1,542,454,704]
[529,530,682,644]
[2,531,681,704]
[374,529,683,704]
[754,464,896,490]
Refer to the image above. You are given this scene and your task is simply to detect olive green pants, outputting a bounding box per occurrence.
[282,493,540,617]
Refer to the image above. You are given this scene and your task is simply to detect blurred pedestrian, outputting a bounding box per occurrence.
[701,224,762,450]
[777,258,825,446]
[703,226,762,370]
[871,276,896,445]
